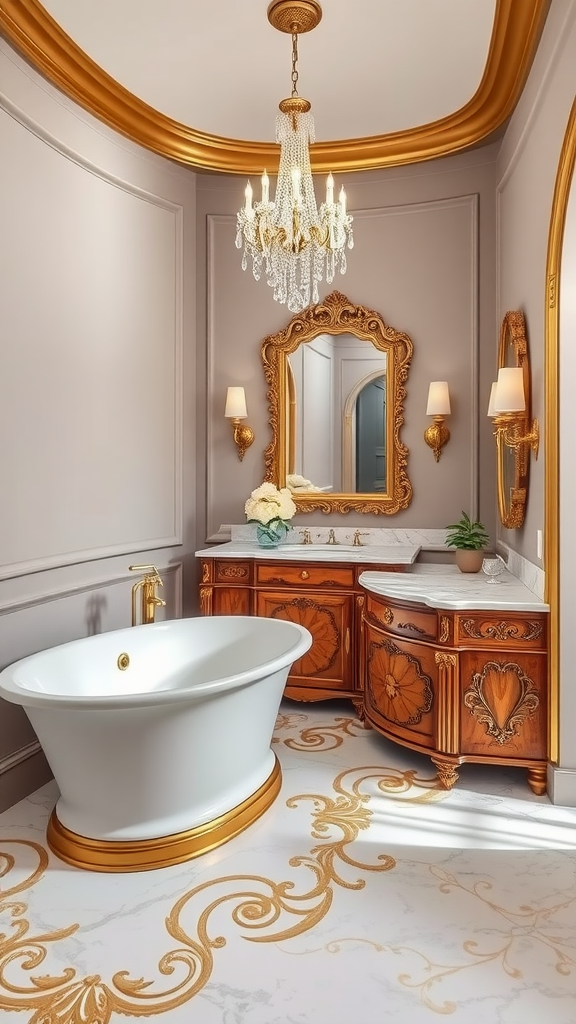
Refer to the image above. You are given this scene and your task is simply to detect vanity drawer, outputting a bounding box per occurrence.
[215,560,252,583]
[455,613,547,650]
[256,563,354,589]
[364,593,438,641]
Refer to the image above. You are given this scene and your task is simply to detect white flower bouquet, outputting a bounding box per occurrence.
[245,482,297,547]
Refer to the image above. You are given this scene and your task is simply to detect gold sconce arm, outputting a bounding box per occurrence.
[231,418,255,461]
[424,416,450,462]
[493,413,539,459]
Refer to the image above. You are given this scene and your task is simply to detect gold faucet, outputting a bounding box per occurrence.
[353,530,369,547]
[299,528,312,545]
[128,565,166,626]
[327,529,339,545]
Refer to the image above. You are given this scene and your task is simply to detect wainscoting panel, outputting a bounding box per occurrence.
[0,103,183,579]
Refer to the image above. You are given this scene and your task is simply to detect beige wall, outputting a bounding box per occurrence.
[196,151,498,543]
[496,0,576,568]
[497,0,576,793]
[0,40,197,809]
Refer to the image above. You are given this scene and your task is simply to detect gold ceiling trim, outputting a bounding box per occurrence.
[0,0,551,173]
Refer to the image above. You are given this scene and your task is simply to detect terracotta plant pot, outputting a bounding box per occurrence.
[454,549,484,573]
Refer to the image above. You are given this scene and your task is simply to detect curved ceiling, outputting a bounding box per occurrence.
[0,0,551,173]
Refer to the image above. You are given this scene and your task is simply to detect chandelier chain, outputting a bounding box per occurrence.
[291,31,299,96]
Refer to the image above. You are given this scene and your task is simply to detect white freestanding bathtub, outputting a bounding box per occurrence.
[0,616,312,872]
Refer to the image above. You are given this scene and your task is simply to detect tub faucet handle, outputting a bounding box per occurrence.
[129,563,162,582]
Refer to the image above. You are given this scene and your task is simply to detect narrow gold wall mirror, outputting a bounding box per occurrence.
[489,310,539,529]
[261,291,413,514]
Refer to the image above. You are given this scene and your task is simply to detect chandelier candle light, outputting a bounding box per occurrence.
[236,1,353,313]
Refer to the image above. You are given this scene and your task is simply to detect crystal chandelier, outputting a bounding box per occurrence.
[236,0,353,314]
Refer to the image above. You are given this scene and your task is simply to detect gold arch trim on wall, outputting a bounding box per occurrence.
[0,0,551,173]
[261,290,413,516]
[544,97,576,766]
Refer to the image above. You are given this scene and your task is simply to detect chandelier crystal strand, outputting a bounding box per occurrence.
[235,1,353,313]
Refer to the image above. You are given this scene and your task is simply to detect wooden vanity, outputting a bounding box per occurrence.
[197,544,549,795]
[196,543,416,707]
[359,569,549,795]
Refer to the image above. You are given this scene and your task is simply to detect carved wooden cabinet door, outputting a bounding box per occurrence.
[256,590,354,691]
[211,586,252,616]
[363,622,437,749]
[459,650,547,759]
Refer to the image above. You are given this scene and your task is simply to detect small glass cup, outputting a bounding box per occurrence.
[482,557,506,584]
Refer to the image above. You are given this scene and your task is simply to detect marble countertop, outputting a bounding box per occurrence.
[359,564,548,612]
[195,541,421,565]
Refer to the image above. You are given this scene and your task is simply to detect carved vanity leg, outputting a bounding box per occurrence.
[431,756,459,790]
[526,765,547,796]
[351,698,371,727]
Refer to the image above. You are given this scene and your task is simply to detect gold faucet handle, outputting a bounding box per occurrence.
[353,531,369,546]
[129,564,163,584]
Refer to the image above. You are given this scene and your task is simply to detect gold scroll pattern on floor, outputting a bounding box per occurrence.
[272,713,448,805]
[273,712,366,750]
[299,863,576,1014]
[0,759,418,1023]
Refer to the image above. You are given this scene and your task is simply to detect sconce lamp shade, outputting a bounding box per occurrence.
[487,382,498,417]
[225,386,248,419]
[494,367,525,413]
[426,381,451,416]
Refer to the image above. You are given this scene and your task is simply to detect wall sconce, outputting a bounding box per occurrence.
[488,311,539,529]
[424,381,451,461]
[225,386,255,461]
[490,367,539,457]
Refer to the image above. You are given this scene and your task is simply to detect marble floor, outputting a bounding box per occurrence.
[1,701,575,1024]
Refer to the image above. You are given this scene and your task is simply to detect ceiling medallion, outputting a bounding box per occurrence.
[235,0,353,312]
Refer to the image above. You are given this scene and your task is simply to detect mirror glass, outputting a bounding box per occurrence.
[261,291,413,515]
[286,334,387,494]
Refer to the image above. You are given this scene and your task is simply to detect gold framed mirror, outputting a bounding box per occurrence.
[494,310,538,529]
[261,291,413,514]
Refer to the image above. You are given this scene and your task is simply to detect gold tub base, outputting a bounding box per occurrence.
[47,756,282,873]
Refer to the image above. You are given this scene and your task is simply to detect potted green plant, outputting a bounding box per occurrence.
[445,511,490,573]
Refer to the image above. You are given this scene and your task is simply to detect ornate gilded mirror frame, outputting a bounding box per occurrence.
[261,290,413,514]
[494,310,539,529]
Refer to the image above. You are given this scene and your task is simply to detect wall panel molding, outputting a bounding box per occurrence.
[0,562,183,618]
[1,95,184,579]
[205,196,479,534]
[0,740,41,777]
[352,195,479,519]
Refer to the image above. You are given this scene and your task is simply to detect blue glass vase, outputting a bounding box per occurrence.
[256,521,289,548]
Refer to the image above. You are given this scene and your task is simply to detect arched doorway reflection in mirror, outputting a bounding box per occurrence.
[342,369,386,493]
